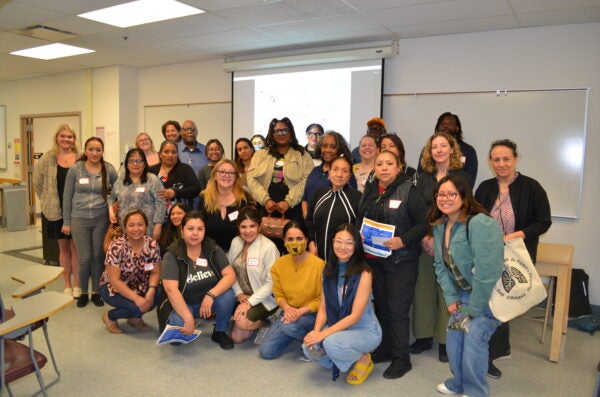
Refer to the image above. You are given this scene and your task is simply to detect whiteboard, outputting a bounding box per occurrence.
[143,102,232,158]
[383,89,588,219]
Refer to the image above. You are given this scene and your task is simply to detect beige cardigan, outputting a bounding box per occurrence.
[246,147,314,207]
[33,152,62,221]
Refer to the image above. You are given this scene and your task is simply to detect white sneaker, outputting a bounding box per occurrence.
[436,383,459,395]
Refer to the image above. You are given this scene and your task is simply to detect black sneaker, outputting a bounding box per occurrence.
[91,293,104,307]
[438,343,448,363]
[382,359,412,379]
[76,294,89,308]
[488,361,502,379]
[409,337,433,354]
[211,331,234,350]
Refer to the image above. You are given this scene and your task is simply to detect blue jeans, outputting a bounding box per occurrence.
[302,325,382,372]
[444,289,502,397]
[167,289,235,332]
[259,312,317,359]
[99,284,161,321]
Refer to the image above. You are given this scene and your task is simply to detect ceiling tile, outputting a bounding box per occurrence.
[0,1,67,30]
[389,15,519,38]
[509,0,600,14]
[370,0,513,27]
[517,7,600,27]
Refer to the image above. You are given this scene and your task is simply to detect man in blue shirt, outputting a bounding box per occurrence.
[178,120,208,176]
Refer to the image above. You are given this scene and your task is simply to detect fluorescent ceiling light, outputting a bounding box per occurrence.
[78,0,205,28]
[10,43,95,60]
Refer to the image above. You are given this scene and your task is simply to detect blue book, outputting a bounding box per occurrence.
[156,325,202,346]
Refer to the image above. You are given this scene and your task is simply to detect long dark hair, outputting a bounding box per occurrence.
[324,224,370,279]
[123,148,148,185]
[427,174,488,224]
[234,137,254,172]
[159,202,191,252]
[265,117,304,157]
[79,137,109,202]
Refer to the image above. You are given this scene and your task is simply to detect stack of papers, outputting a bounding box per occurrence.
[156,325,202,346]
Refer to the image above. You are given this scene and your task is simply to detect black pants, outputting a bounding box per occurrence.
[368,255,418,363]
[489,322,511,360]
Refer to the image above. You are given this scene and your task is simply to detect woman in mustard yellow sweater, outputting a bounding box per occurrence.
[259,221,325,360]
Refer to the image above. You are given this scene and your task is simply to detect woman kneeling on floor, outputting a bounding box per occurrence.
[99,209,161,333]
[228,206,280,344]
[159,210,237,349]
[302,224,382,385]
[258,221,325,359]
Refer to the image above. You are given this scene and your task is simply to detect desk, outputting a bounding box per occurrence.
[536,242,574,363]
[11,265,64,298]
[1,291,72,394]
[0,292,73,336]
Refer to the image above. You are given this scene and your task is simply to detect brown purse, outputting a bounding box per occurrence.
[260,215,290,240]
[103,202,123,253]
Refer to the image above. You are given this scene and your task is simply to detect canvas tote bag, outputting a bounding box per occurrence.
[488,238,547,322]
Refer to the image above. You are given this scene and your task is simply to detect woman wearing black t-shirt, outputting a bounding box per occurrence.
[159,211,236,349]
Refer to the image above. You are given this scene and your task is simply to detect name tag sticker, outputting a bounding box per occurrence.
[228,211,239,221]
[135,187,146,193]
[79,177,90,185]
[247,258,260,267]
[144,263,154,271]
[275,159,285,167]
[389,200,402,209]
[195,258,208,267]
[460,156,466,164]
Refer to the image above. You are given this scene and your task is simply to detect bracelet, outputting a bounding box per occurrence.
[148,285,158,290]
[206,291,216,300]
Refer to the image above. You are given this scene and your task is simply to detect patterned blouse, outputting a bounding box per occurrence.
[101,235,161,297]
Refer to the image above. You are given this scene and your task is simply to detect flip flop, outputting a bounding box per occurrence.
[346,356,374,385]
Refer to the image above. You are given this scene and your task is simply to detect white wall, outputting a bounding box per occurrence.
[384,23,599,305]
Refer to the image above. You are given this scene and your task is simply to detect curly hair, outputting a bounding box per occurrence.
[420,132,464,173]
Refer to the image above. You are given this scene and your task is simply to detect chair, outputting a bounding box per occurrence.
[1,295,49,396]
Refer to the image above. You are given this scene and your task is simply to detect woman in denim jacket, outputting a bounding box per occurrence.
[430,174,503,397]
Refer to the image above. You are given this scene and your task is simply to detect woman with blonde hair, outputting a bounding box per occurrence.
[134,132,160,167]
[33,123,81,297]
[410,132,470,362]
[199,159,251,252]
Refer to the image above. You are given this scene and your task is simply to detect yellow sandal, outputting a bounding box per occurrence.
[346,355,374,385]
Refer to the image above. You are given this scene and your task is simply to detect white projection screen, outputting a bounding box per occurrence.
[233,59,383,150]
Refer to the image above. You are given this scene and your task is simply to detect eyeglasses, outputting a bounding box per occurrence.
[128,159,144,164]
[274,128,290,135]
[333,239,355,247]
[435,192,458,200]
[308,131,323,138]
[182,127,196,132]
[216,170,236,177]
[137,138,150,143]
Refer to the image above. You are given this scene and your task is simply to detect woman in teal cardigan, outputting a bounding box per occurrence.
[430,174,503,397]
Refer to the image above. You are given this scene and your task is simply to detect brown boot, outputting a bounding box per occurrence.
[127,317,150,331]
[102,312,124,334]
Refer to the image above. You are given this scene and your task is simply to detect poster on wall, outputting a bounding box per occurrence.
[0,105,6,169]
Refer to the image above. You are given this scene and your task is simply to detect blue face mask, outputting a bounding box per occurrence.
[253,144,263,151]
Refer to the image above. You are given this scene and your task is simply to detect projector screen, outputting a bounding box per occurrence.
[232,59,383,151]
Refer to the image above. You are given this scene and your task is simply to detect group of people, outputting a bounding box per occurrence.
[33,112,551,396]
